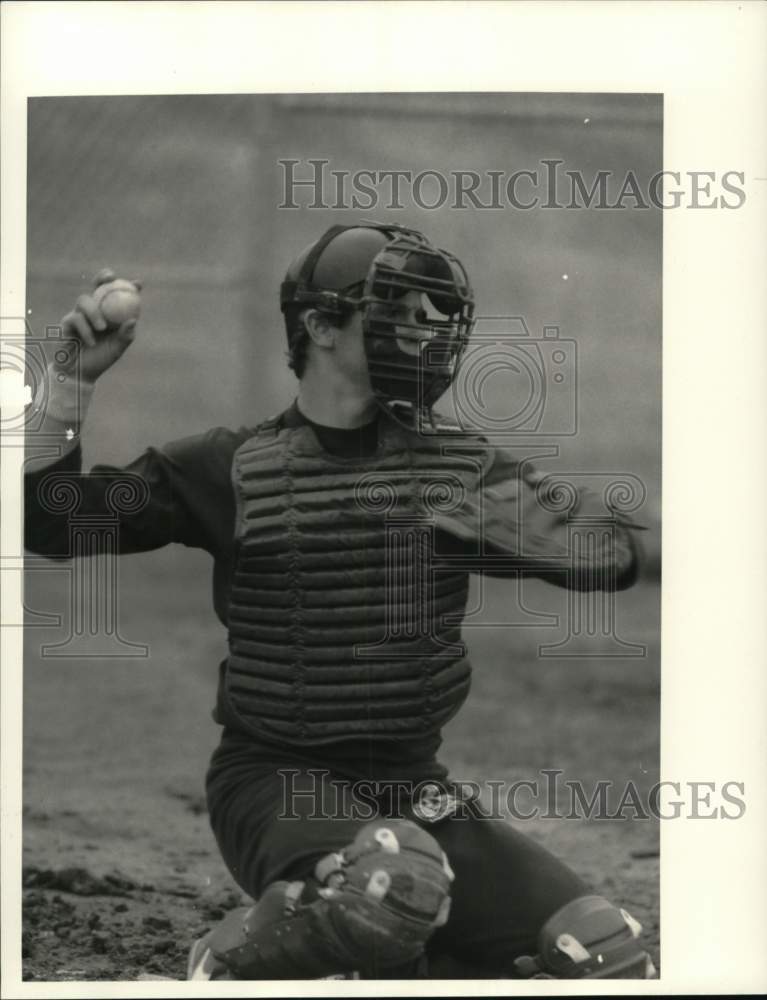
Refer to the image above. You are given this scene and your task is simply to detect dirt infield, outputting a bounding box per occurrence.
[21,554,660,981]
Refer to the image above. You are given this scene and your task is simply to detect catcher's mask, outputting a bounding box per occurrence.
[280,222,475,413]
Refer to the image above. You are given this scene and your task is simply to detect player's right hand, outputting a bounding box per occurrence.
[55,268,141,383]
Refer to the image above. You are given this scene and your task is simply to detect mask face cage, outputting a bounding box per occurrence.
[360,231,475,413]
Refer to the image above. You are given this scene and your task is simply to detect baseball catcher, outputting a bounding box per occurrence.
[25,221,656,979]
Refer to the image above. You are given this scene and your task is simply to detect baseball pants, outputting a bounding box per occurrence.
[205,729,589,978]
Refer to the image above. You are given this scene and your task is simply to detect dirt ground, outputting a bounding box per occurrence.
[20,550,660,982]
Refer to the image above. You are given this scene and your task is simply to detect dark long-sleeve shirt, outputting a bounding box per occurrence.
[24,405,642,761]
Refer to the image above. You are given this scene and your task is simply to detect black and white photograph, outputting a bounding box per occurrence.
[1,3,765,996]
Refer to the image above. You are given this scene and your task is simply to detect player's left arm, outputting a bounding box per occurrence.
[435,444,645,591]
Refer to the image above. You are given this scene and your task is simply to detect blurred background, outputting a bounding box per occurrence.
[23,94,662,978]
[26,93,661,506]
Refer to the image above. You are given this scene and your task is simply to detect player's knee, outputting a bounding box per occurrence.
[514,895,657,980]
[206,819,454,979]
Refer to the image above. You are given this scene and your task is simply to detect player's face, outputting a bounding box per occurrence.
[332,309,373,393]
[380,290,438,357]
[331,290,436,396]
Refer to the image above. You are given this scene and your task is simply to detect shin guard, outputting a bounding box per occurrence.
[514,895,657,979]
[201,819,454,979]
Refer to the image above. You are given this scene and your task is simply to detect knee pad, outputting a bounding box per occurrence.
[204,819,454,979]
[514,895,657,979]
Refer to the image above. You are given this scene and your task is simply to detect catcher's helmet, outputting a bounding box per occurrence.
[280,221,475,411]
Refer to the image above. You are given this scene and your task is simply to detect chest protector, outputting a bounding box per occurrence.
[223,411,490,745]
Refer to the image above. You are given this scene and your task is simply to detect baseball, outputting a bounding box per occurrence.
[93,279,141,328]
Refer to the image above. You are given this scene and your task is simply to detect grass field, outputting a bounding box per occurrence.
[21,549,660,980]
